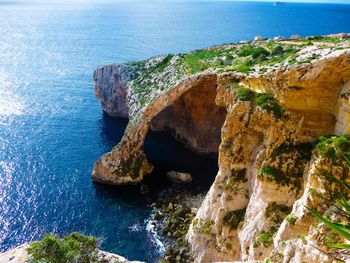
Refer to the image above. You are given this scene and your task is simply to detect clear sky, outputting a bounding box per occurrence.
[4,0,350,4]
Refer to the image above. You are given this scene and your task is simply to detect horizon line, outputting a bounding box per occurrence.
[1,0,350,5]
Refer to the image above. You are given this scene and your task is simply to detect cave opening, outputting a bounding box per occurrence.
[142,76,227,193]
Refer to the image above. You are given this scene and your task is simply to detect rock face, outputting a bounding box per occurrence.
[94,64,135,118]
[0,243,144,263]
[150,77,226,154]
[93,36,350,261]
[166,171,193,184]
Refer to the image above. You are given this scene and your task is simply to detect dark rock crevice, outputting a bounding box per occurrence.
[150,77,226,155]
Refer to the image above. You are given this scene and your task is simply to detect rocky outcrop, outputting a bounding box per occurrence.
[94,64,135,118]
[0,243,143,263]
[166,171,193,184]
[93,36,350,261]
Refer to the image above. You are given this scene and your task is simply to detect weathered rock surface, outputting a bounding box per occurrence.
[0,243,144,263]
[93,36,350,262]
[166,171,193,184]
[94,64,135,118]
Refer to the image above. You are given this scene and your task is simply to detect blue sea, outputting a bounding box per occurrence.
[0,1,349,262]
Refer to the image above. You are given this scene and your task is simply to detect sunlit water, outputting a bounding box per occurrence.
[0,1,350,262]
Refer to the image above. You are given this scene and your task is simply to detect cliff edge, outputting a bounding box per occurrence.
[93,35,350,262]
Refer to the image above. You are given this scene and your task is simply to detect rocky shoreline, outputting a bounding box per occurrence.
[149,190,205,263]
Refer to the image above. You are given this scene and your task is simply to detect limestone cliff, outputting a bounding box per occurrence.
[93,35,350,262]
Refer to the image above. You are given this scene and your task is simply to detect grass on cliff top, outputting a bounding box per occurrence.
[27,232,98,263]
[299,35,344,44]
[179,41,303,75]
[180,46,237,74]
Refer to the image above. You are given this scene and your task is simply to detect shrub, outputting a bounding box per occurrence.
[27,233,98,263]
[271,45,285,56]
[154,54,174,72]
[307,35,324,41]
[236,88,255,101]
[252,47,270,59]
[234,63,251,74]
[286,214,297,225]
[253,228,276,248]
[256,53,268,63]
[307,138,350,258]
[254,93,285,119]
[237,45,254,57]
[316,135,350,160]
[260,166,278,180]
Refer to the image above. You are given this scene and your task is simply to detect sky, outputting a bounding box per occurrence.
[3,0,350,4]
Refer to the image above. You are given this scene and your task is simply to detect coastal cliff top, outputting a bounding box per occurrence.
[94,34,350,117]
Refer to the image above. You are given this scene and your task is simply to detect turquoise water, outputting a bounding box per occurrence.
[0,1,350,262]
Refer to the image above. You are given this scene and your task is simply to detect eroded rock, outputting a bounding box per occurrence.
[166,171,193,184]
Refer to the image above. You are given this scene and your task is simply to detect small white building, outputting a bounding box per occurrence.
[291,34,302,40]
[254,36,263,41]
[273,35,284,41]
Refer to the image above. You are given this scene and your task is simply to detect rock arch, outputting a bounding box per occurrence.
[92,73,226,185]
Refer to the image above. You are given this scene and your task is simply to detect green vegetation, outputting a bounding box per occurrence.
[259,163,303,191]
[154,54,174,72]
[254,93,285,119]
[307,137,350,259]
[237,45,255,57]
[271,45,284,56]
[27,233,98,263]
[252,47,270,59]
[236,88,255,101]
[300,53,321,64]
[260,166,278,180]
[258,142,313,193]
[181,47,236,74]
[235,88,285,119]
[253,227,277,248]
[222,208,246,229]
[307,196,350,250]
[179,41,303,75]
[234,61,252,74]
[131,37,349,100]
[193,218,214,235]
[316,135,350,161]
[285,214,297,225]
[273,142,313,161]
[307,36,342,44]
